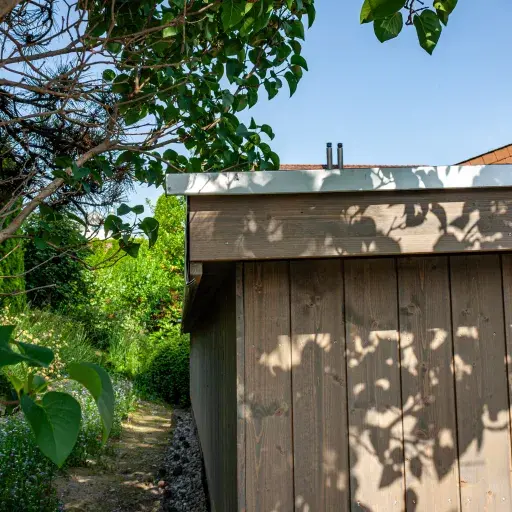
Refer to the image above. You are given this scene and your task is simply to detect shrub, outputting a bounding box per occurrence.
[135,323,190,406]
[0,308,100,383]
[0,416,58,512]
[0,232,25,313]
[24,216,90,310]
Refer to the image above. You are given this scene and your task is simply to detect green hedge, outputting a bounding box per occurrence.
[0,237,25,312]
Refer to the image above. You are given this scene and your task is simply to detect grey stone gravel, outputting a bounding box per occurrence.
[160,408,208,512]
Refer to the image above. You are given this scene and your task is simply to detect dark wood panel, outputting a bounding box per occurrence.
[397,256,460,511]
[501,254,512,508]
[244,262,294,511]
[290,259,350,511]
[189,265,237,512]
[189,190,512,261]
[235,263,246,512]
[344,258,405,511]
[450,254,512,510]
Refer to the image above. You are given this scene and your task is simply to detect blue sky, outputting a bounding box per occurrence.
[130,0,512,205]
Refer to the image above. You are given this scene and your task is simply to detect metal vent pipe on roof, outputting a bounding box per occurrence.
[337,143,344,170]
[326,142,333,170]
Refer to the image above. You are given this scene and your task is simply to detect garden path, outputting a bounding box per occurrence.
[56,401,172,512]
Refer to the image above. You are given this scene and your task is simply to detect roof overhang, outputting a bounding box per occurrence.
[166,165,512,196]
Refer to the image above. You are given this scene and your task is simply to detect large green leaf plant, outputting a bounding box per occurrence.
[0,325,114,467]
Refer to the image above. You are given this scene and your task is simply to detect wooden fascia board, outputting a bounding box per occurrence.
[167,165,512,196]
[188,188,512,262]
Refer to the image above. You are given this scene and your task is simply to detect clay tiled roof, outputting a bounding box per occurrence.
[279,163,424,170]
[457,143,512,166]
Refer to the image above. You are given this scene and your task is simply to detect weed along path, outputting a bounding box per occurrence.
[56,401,173,512]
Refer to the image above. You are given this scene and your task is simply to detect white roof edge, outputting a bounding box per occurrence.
[165,165,512,196]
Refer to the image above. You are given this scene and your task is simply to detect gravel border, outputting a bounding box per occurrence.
[160,408,208,512]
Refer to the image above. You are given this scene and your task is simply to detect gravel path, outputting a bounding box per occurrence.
[161,408,208,512]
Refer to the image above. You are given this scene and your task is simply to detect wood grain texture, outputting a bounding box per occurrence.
[189,190,512,261]
[344,258,405,511]
[290,259,350,511]
[397,256,461,511]
[244,262,294,511]
[235,263,246,512]
[189,265,237,512]
[450,254,512,510]
[499,255,512,511]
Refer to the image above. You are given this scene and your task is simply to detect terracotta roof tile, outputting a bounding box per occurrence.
[458,143,512,165]
[279,163,425,170]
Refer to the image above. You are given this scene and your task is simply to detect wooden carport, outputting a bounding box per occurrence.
[167,164,512,512]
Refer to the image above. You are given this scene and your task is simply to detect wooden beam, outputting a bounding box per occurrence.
[189,189,512,262]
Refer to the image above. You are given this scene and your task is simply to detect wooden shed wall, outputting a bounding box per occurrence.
[189,264,237,512]
[238,254,512,511]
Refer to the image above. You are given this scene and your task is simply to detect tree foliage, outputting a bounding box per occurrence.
[361,0,458,53]
[24,216,90,309]
[0,0,315,259]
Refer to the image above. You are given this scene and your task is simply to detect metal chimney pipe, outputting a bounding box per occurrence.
[326,142,333,170]
[337,143,344,170]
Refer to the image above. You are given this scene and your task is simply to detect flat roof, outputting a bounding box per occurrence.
[166,164,512,196]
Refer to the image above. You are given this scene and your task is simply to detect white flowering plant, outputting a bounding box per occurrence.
[0,324,114,467]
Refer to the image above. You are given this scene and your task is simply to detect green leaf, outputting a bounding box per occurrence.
[269,151,280,169]
[119,240,141,258]
[286,20,305,40]
[291,54,308,71]
[222,90,235,109]
[235,123,251,138]
[434,0,458,14]
[31,375,48,393]
[0,345,27,367]
[222,0,246,30]
[140,217,160,248]
[7,373,24,394]
[54,156,73,169]
[117,203,131,216]
[68,363,114,443]
[21,392,81,467]
[306,4,316,28]
[260,124,275,140]
[436,9,449,25]
[18,342,54,367]
[360,0,406,24]
[414,9,442,55]
[116,151,135,165]
[102,69,116,82]
[374,12,403,42]
[112,74,131,94]
[0,325,14,346]
[163,26,178,38]
[284,71,298,97]
[103,215,123,236]
[132,205,144,215]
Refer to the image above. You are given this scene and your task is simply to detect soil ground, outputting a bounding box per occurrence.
[55,401,173,512]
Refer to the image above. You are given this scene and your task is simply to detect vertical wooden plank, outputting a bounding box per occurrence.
[290,259,350,511]
[450,254,512,510]
[344,258,404,511]
[236,263,246,512]
[244,261,294,511]
[501,254,512,512]
[397,256,461,511]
